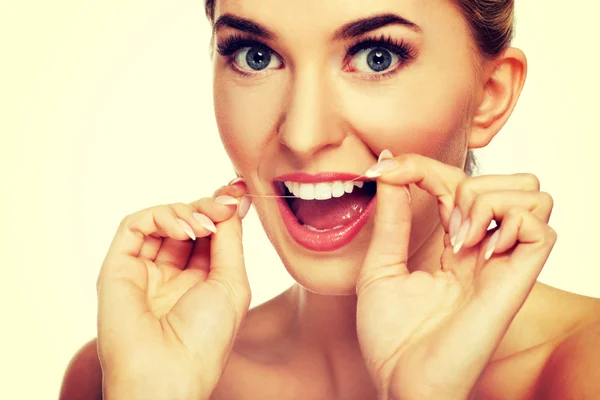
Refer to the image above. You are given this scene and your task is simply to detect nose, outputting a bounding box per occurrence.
[277,68,346,161]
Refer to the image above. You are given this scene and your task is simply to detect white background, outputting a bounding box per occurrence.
[2,1,599,398]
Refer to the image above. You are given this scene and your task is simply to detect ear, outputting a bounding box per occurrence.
[468,47,527,149]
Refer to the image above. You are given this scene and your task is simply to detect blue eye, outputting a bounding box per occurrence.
[345,36,417,76]
[351,47,398,73]
[234,46,282,71]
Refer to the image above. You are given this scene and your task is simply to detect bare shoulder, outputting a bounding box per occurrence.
[473,285,600,399]
[534,320,600,399]
[59,338,102,400]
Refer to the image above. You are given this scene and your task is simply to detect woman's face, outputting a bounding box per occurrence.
[212,0,481,295]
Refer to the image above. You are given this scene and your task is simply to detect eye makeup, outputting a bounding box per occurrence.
[215,33,418,79]
[345,34,417,62]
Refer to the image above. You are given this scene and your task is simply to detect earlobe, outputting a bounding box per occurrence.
[469,48,528,149]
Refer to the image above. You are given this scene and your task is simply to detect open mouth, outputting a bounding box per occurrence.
[273,173,377,252]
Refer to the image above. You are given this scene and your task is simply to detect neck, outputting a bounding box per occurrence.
[287,222,446,352]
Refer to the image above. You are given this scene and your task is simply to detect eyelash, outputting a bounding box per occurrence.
[216,33,418,80]
[216,34,275,77]
[344,35,418,80]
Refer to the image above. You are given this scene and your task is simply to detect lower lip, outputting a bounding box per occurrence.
[276,193,376,252]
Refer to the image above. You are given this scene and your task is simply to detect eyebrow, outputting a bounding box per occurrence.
[214,14,276,40]
[213,12,420,41]
[333,13,421,41]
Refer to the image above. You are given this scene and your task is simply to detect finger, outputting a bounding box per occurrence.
[188,197,240,229]
[357,181,412,294]
[170,214,250,338]
[208,215,248,288]
[212,179,252,219]
[373,153,466,228]
[451,173,543,241]
[139,234,162,260]
[455,174,541,210]
[152,203,208,268]
[105,205,195,261]
[486,206,557,266]
[459,190,554,249]
[213,178,247,198]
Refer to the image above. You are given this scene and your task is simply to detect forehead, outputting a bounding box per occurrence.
[214,0,462,36]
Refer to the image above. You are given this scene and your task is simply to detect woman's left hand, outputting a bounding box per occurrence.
[355,153,557,400]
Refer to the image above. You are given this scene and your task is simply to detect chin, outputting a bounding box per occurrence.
[258,204,376,296]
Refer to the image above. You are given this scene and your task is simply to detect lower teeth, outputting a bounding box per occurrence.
[303,224,344,232]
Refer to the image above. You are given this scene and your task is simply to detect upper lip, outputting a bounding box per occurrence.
[274,172,370,183]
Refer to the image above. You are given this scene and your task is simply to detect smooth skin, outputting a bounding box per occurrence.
[357,155,557,399]
[60,171,600,400]
[60,0,600,398]
[95,183,252,400]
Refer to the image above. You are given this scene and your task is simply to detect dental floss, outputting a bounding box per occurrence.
[244,193,297,198]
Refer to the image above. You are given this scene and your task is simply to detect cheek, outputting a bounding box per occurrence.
[213,73,286,173]
[339,70,472,165]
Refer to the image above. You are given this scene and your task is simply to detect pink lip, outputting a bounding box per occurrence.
[275,172,369,183]
[273,172,376,252]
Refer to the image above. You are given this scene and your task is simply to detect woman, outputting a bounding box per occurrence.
[60,0,600,399]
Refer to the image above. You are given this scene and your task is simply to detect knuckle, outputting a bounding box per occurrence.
[538,191,554,209]
[469,194,489,217]
[190,197,214,211]
[506,206,526,219]
[455,178,475,205]
[119,213,140,232]
[518,173,541,190]
[169,202,188,213]
[397,153,419,172]
[162,204,180,218]
[545,226,558,243]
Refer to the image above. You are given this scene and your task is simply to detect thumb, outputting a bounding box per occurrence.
[358,182,412,292]
[168,214,250,359]
[208,212,249,291]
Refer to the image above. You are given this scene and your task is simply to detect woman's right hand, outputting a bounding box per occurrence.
[97,181,252,400]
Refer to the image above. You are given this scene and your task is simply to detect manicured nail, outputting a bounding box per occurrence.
[228,177,245,186]
[238,195,252,219]
[453,218,470,254]
[177,218,196,241]
[365,159,399,178]
[378,149,394,162]
[193,212,217,234]
[484,230,500,260]
[449,207,462,246]
[215,195,240,205]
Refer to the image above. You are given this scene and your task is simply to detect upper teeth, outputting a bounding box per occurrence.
[284,180,365,200]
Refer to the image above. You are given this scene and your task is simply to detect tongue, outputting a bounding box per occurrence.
[290,190,372,230]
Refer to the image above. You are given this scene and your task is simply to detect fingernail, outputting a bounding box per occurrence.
[177,218,196,241]
[484,230,500,260]
[365,159,399,178]
[215,195,240,205]
[192,212,217,234]
[378,149,394,162]
[228,177,245,186]
[403,185,412,204]
[453,218,470,254]
[238,195,252,219]
[449,207,462,246]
